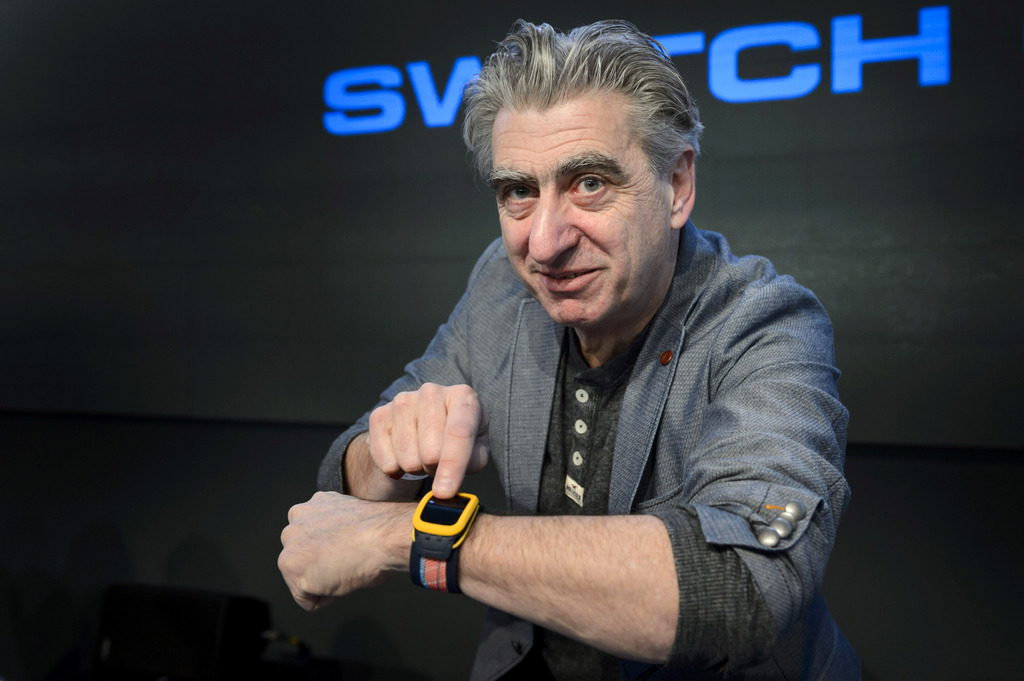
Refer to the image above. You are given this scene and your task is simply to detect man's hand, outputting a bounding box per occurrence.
[368,383,489,498]
[278,492,410,611]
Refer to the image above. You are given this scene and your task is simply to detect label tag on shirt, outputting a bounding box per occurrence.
[564,475,584,507]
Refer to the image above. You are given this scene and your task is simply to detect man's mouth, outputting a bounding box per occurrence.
[535,268,597,292]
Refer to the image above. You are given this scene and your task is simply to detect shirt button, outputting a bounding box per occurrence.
[574,419,588,434]
[660,350,673,365]
[575,388,590,404]
[572,451,583,466]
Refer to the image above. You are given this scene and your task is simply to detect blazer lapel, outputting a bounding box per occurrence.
[607,222,715,514]
[505,299,562,513]
[607,321,686,515]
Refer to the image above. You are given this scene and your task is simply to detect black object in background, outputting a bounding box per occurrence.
[94,584,271,680]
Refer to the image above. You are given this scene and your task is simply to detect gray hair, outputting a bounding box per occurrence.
[462,19,703,180]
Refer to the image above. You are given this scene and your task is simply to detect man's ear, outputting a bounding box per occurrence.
[669,148,696,230]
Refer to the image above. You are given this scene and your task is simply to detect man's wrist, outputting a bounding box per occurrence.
[343,433,422,502]
[370,500,418,576]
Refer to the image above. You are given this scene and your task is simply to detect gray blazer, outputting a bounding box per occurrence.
[321,222,859,680]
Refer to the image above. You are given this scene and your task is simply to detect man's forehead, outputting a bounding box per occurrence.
[489,94,642,183]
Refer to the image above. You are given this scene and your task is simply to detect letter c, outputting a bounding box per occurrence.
[709,22,821,103]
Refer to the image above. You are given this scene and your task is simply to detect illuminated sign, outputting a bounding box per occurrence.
[324,5,950,135]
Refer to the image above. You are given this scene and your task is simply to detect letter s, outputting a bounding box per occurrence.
[323,65,405,135]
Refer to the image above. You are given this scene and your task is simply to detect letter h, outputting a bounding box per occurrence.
[832,5,950,93]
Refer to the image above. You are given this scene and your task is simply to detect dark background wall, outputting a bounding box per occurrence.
[1,1,1021,679]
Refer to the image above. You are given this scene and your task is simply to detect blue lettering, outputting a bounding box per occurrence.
[708,22,821,103]
[323,7,955,135]
[407,56,482,127]
[323,65,405,135]
[832,6,950,93]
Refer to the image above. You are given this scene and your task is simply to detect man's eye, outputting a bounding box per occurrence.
[506,186,532,201]
[579,177,603,193]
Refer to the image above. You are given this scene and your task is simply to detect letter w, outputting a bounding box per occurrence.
[407,56,482,128]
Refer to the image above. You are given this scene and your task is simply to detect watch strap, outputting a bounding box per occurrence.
[410,543,462,594]
[410,495,480,594]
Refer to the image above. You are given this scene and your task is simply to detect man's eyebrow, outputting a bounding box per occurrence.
[487,168,534,192]
[556,153,627,182]
[487,153,628,193]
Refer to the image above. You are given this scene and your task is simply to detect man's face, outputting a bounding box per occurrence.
[489,93,695,356]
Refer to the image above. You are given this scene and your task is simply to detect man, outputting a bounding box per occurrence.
[279,19,858,680]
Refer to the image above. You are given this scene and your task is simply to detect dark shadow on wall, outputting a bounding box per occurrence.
[2,521,133,680]
[824,444,1023,681]
[163,534,242,593]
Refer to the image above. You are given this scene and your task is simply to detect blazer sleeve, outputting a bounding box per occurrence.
[648,272,850,670]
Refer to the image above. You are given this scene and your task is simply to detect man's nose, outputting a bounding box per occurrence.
[528,193,576,265]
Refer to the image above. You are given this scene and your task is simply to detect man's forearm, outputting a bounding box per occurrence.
[458,512,678,663]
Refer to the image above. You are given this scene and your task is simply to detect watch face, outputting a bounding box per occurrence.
[420,495,470,526]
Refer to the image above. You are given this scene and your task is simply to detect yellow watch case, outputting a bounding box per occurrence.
[412,491,480,548]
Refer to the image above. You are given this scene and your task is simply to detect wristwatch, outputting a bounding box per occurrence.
[410,491,481,594]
